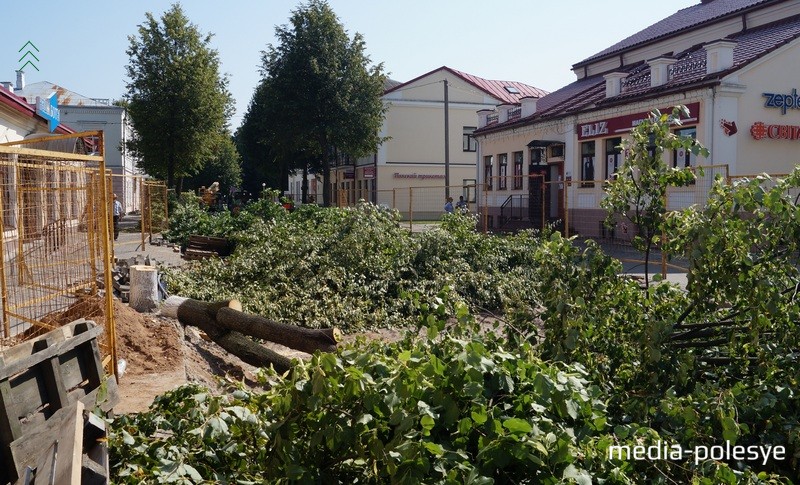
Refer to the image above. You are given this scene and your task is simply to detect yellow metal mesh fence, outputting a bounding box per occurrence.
[0,133,116,374]
[107,174,168,254]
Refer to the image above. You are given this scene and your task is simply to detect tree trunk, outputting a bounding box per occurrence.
[322,157,331,207]
[129,265,159,312]
[216,307,339,354]
[301,162,308,204]
[163,296,293,373]
[162,296,338,374]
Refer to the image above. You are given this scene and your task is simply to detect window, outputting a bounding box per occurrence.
[513,151,523,189]
[462,127,477,152]
[0,165,14,229]
[484,155,493,191]
[504,86,520,94]
[498,154,508,190]
[673,127,697,168]
[530,147,545,166]
[550,144,564,158]
[581,141,595,187]
[605,137,622,179]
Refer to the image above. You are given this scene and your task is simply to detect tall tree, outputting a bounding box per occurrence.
[236,79,293,197]
[183,135,242,197]
[250,0,386,206]
[124,3,233,191]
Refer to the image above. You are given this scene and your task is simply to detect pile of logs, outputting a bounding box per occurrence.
[163,297,340,373]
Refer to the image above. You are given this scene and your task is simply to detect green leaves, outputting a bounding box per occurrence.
[125,4,233,188]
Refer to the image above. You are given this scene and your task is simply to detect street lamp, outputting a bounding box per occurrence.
[261,182,266,199]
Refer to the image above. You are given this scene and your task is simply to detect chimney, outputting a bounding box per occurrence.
[648,56,676,87]
[498,104,514,123]
[520,96,539,117]
[477,109,493,129]
[1,82,12,92]
[705,39,737,74]
[15,70,25,91]
[603,72,627,98]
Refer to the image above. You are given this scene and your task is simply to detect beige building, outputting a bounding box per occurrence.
[292,67,547,217]
[474,0,800,234]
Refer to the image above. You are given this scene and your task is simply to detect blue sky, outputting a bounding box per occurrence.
[2,0,697,130]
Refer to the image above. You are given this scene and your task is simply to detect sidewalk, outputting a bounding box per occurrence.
[112,214,185,267]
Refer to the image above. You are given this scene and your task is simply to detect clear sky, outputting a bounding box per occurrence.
[2,0,698,130]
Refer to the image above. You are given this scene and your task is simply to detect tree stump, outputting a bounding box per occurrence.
[129,265,159,313]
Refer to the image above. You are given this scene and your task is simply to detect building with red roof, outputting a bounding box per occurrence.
[0,75,74,142]
[473,0,800,235]
[289,66,547,216]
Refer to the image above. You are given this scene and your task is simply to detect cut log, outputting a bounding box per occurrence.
[129,265,159,312]
[162,296,294,373]
[216,307,340,354]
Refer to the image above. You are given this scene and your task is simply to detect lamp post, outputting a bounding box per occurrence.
[262,182,266,199]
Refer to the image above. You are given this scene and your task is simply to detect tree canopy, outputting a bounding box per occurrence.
[124,3,234,191]
[241,0,387,205]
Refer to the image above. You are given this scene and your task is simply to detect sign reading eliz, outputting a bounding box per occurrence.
[577,102,700,140]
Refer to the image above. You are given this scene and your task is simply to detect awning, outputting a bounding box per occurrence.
[526,139,561,148]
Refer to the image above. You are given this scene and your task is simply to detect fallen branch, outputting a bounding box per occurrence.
[216,307,340,354]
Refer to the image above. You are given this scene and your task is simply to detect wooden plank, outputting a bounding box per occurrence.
[10,401,84,485]
[10,367,49,426]
[0,322,102,381]
[52,401,84,485]
[0,370,22,484]
[33,337,69,412]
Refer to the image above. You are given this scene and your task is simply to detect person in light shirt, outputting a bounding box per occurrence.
[112,193,123,240]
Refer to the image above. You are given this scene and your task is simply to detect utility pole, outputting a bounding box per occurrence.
[444,79,450,198]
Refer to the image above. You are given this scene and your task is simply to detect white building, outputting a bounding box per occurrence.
[10,71,139,213]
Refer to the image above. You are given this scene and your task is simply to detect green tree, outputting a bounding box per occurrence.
[124,3,233,191]
[183,135,242,198]
[250,0,387,206]
[236,79,296,197]
[601,105,708,288]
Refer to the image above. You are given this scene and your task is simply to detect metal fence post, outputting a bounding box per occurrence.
[409,187,413,232]
[139,177,146,251]
[564,180,570,238]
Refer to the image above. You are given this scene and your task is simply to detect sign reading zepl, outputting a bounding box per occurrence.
[762,89,800,115]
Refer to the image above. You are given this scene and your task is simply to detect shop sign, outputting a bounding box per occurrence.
[750,121,800,141]
[343,170,355,179]
[720,119,738,136]
[363,166,376,179]
[35,94,60,132]
[392,173,445,180]
[577,102,700,140]
[762,89,800,115]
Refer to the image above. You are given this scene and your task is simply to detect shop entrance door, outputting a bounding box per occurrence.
[528,165,548,230]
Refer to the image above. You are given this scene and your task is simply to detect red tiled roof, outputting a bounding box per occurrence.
[575,0,777,67]
[0,88,74,135]
[476,14,800,136]
[384,66,548,104]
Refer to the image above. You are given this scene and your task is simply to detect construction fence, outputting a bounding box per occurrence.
[0,131,118,375]
[108,172,168,256]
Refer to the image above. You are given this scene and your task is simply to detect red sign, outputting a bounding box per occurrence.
[577,102,700,140]
[363,166,376,179]
[750,121,800,141]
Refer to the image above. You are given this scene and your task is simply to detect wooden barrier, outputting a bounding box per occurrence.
[182,235,233,260]
[0,320,118,484]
